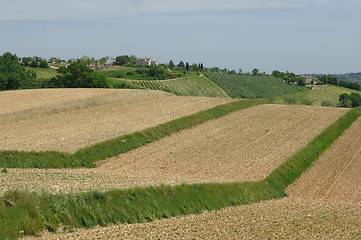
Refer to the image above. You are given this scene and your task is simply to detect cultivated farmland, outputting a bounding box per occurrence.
[0,105,347,195]
[0,89,235,153]
[21,107,361,240]
[1,88,360,239]
[128,75,229,98]
[274,85,361,107]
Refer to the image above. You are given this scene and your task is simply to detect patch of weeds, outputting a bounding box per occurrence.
[1,168,7,173]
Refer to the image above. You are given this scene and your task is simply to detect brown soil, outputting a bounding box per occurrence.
[0,89,234,153]
[286,117,361,204]
[0,105,347,195]
[23,197,361,240]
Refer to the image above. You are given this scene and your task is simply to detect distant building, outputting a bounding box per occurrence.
[136,58,158,66]
[299,75,320,85]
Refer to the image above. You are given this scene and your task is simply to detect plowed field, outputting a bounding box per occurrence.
[286,117,361,204]
[1,105,347,195]
[23,197,361,240]
[0,89,234,153]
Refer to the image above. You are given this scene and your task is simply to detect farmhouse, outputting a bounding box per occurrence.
[299,75,320,85]
[136,57,159,66]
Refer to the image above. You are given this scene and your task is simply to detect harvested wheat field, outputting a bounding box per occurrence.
[22,117,361,240]
[23,197,361,240]
[0,105,347,195]
[0,88,234,152]
[0,88,124,115]
[286,117,361,204]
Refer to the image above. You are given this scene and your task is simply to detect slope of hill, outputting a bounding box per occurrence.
[333,72,361,84]
[273,85,361,106]
[127,75,229,98]
[0,89,234,153]
[205,72,304,98]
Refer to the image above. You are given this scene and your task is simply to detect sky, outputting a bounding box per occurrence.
[0,0,360,74]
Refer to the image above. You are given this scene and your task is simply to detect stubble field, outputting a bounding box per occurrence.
[2,88,359,239]
[22,107,361,240]
[1,104,347,196]
[0,89,234,153]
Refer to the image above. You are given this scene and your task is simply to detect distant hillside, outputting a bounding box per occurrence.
[273,85,361,107]
[333,73,361,84]
[205,72,304,99]
[127,75,229,98]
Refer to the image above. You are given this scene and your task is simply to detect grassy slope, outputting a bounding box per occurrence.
[205,72,305,99]
[274,85,361,106]
[1,107,360,239]
[29,67,58,80]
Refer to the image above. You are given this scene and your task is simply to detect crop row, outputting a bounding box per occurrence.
[273,86,361,107]
[130,76,229,98]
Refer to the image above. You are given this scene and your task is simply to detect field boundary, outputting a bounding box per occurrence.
[0,99,265,169]
[0,107,360,239]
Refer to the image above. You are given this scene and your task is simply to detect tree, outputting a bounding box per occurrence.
[252,68,259,76]
[296,77,306,86]
[169,60,175,69]
[39,60,49,68]
[178,61,185,68]
[185,62,190,71]
[339,93,361,108]
[129,55,137,65]
[0,52,36,90]
[50,62,110,88]
[100,56,109,64]
[115,55,129,66]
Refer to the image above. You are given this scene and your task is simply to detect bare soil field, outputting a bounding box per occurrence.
[0,89,234,152]
[0,105,347,195]
[24,197,361,240]
[286,117,361,204]
[0,88,124,115]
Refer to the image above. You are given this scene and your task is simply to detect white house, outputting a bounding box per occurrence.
[136,58,159,66]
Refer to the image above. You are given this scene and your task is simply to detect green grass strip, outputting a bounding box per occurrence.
[0,107,360,239]
[0,99,266,169]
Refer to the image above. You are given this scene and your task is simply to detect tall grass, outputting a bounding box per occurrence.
[0,107,360,239]
[0,99,266,168]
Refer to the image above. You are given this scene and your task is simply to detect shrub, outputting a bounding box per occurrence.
[303,98,313,105]
[1,168,7,173]
[284,95,298,104]
[321,100,333,107]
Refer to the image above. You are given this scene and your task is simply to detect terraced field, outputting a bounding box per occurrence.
[2,88,360,239]
[274,85,361,106]
[22,107,361,240]
[129,75,229,98]
[1,105,347,195]
[0,89,234,153]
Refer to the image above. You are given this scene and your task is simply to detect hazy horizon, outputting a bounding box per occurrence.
[1,0,360,74]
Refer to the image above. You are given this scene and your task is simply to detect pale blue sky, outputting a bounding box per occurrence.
[0,0,360,74]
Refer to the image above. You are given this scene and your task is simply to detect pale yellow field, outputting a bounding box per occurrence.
[22,110,361,240]
[1,105,347,195]
[0,89,234,153]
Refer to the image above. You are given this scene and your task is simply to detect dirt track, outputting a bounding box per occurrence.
[0,105,347,195]
[0,89,234,153]
[286,117,361,204]
[24,197,361,240]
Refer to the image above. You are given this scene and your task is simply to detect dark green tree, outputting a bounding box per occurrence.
[51,62,110,88]
[115,55,129,66]
[39,60,49,68]
[185,62,190,71]
[169,60,175,69]
[178,61,185,68]
[252,68,259,76]
[0,52,36,90]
